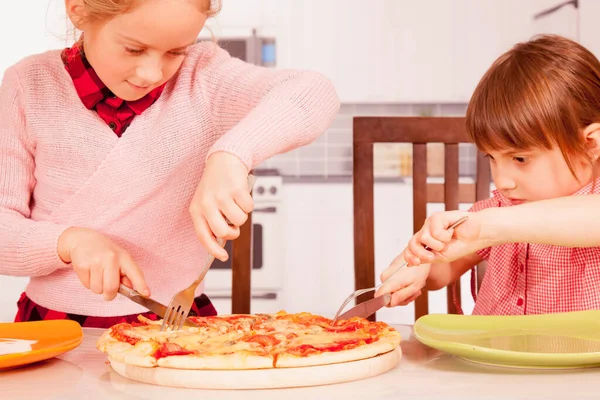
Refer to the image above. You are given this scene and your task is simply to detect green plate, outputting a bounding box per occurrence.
[413,310,600,369]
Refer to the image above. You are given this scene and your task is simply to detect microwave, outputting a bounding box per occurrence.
[198,29,276,67]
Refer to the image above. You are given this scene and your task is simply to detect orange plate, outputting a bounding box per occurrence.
[0,320,83,371]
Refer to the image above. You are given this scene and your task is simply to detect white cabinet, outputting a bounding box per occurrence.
[452,0,579,102]
[579,0,600,60]
[275,0,456,103]
[452,0,534,102]
[274,0,339,91]
[336,0,456,103]
[203,0,580,103]
[531,0,578,41]
[276,0,580,103]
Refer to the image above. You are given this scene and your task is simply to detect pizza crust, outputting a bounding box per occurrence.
[97,330,158,368]
[96,329,116,352]
[107,348,401,390]
[158,352,274,370]
[275,331,401,368]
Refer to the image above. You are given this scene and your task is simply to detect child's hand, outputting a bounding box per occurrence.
[190,152,253,261]
[57,227,149,301]
[375,252,430,306]
[404,210,483,266]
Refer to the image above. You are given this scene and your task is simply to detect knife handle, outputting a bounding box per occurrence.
[118,284,142,299]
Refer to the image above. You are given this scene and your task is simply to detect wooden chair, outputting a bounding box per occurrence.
[231,204,253,314]
[353,117,491,321]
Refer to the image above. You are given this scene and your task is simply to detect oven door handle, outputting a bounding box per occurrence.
[253,206,277,213]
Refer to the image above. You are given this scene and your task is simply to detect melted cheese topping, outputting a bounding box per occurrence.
[290,332,367,346]
[172,331,259,355]
[117,312,390,357]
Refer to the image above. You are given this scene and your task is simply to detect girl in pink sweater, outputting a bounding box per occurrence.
[377,35,600,316]
[1,0,339,327]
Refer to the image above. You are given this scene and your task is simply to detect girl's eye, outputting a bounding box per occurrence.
[484,154,494,160]
[125,47,144,54]
[513,156,529,164]
[125,47,187,56]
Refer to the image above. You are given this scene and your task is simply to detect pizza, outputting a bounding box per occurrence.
[96,311,401,370]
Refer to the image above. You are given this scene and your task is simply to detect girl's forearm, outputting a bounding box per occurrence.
[481,195,600,247]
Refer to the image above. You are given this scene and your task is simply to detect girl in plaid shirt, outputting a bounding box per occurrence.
[379,34,600,315]
[1,0,339,327]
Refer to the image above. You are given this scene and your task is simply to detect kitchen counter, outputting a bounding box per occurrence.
[1,325,598,399]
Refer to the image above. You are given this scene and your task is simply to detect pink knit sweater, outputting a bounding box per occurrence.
[0,42,339,316]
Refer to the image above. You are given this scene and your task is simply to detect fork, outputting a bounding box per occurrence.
[332,215,468,322]
[160,174,257,332]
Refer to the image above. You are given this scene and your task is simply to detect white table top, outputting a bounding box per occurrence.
[1,325,599,399]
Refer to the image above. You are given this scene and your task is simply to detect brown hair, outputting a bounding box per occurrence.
[466,34,600,177]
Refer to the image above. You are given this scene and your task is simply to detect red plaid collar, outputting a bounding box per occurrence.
[61,44,165,116]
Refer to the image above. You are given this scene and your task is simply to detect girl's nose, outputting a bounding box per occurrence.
[493,172,517,191]
[136,60,163,85]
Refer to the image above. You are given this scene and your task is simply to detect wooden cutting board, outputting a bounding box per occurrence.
[108,348,401,389]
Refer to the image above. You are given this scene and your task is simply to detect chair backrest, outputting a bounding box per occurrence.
[352,117,491,321]
[231,205,253,314]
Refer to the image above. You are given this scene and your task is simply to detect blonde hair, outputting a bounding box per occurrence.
[69,0,221,41]
[80,0,220,21]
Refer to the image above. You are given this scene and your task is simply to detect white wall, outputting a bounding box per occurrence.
[0,277,28,321]
[0,1,69,79]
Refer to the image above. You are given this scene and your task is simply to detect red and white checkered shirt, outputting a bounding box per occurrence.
[61,45,165,137]
[468,179,600,315]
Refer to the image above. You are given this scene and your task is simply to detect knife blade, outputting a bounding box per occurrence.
[118,284,198,327]
[335,293,392,321]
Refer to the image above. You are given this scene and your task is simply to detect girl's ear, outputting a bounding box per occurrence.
[583,123,600,161]
[65,0,88,30]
